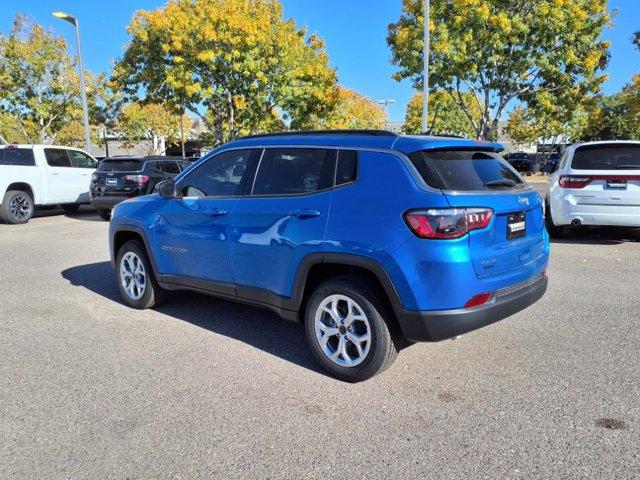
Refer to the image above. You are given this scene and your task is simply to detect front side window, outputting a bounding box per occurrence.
[409,150,525,191]
[0,148,36,166]
[45,148,72,168]
[181,149,253,197]
[252,148,334,195]
[68,150,97,168]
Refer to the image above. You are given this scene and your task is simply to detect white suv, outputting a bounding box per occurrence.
[545,141,640,237]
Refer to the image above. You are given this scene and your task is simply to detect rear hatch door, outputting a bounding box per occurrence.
[568,144,640,206]
[93,159,144,194]
[409,149,545,278]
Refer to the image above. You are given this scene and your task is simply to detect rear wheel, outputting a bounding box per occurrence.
[116,240,167,309]
[545,200,565,239]
[61,204,80,214]
[97,208,111,221]
[304,277,400,382]
[0,190,34,224]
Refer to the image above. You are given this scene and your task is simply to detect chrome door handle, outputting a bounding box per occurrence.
[288,209,321,219]
[204,208,228,217]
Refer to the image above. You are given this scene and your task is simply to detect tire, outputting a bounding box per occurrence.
[304,276,401,382]
[545,199,565,239]
[61,204,80,214]
[97,208,111,221]
[0,190,34,224]
[116,240,167,309]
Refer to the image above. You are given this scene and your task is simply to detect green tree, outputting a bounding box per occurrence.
[580,93,640,141]
[112,0,338,147]
[118,102,186,155]
[388,0,611,140]
[304,87,386,130]
[0,15,107,144]
[403,90,482,137]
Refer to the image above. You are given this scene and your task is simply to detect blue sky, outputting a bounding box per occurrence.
[2,0,639,122]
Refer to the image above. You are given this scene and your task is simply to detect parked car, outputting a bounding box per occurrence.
[109,130,550,382]
[540,152,561,173]
[545,141,640,238]
[504,152,531,173]
[91,156,192,221]
[0,144,97,224]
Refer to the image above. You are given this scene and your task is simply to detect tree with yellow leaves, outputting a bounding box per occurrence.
[403,90,482,137]
[306,87,386,130]
[388,0,611,140]
[112,0,338,146]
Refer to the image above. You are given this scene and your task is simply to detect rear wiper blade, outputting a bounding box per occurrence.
[485,179,516,188]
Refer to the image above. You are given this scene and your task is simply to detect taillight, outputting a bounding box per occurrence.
[123,175,149,185]
[403,208,493,239]
[559,175,591,189]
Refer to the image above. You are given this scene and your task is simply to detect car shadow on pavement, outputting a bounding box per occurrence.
[550,227,640,245]
[34,206,102,222]
[61,261,325,376]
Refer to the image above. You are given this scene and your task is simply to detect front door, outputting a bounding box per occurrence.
[153,148,257,295]
[229,148,334,303]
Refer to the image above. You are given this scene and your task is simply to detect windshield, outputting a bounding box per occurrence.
[98,159,143,172]
[571,144,640,170]
[408,150,526,191]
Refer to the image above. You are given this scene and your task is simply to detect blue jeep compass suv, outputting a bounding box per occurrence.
[109,130,549,382]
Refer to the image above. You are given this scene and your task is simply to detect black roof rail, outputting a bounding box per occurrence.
[238,129,398,140]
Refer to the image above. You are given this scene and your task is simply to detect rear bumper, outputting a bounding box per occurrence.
[551,196,640,227]
[395,273,548,342]
[91,195,134,210]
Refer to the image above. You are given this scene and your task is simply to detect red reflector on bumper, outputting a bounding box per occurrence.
[464,293,492,309]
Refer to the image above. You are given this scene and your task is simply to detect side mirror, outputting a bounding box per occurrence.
[156,179,176,199]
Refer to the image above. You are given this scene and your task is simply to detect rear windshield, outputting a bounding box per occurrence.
[0,147,36,166]
[408,150,525,191]
[572,144,640,170]
[98,159,143,172]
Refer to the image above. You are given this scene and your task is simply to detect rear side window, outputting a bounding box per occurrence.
[45,148,72,168]
[571,144,640,170]
[0,148,36,166]
[252,148,334,195]
[336,150,357,186]
[98,160,143,172]
[159,161,181,174]
[408,150,525,191]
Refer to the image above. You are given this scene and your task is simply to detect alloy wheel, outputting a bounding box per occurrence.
[120,252,147,300]
[9,194,32,221]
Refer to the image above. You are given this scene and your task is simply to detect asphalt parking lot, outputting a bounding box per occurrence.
[1,192,639,479]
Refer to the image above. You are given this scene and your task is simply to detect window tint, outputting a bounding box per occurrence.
[68,150,97,168]
[159,161,181,174]
[252,149,333,195]
[409,150,525,191]
[45,149,72,168]
[98,159,143,171]
[181,149,253,197]
[571,145,640,170]
[336,150,357,185]
[0,147,36,166]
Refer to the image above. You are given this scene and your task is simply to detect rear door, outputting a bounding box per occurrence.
[567,144,640,207]
[43,148,79,203]
[409,150,545,278]
[229,148,334,301]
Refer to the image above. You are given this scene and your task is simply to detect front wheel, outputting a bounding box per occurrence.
[97,208,111,221]
[116,240,167,309]
[305,277,401,382]
[0,190,34,224]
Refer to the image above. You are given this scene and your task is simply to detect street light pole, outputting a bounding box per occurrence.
[52,12,91,152]
[422,0,430,133]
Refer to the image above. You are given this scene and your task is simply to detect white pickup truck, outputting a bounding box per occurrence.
[0,144,98,224]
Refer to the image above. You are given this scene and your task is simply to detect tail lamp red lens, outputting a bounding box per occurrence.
[123,175,150,185]
[404,208,493,239]
[464,292,493,309]
[558,175,592,189]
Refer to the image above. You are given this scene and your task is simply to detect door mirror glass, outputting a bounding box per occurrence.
[156,179,176,199]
